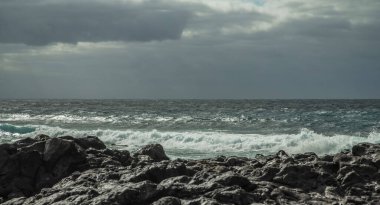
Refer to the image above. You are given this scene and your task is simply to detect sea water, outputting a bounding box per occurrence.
[0,99,379,159]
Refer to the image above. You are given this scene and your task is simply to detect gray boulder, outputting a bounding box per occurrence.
[134,144,170,162]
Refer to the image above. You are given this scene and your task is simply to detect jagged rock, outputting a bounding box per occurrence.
[152,196,181,205]
[352,143,380,156]
[1,136,380,204]
[225,157,247,166]
[206,186,255,205]
[124,161,191,183]
[333,153,353,163]
[18,141,45,154]
[270,186,311,203]
[320,154,334,162]
[61,136,107,150]
[273,164,319,191]
[0,135,127,202]
[0,144,14,169]
[43,137,88,184]
[0,143,17,155]
[340,171,362,188]
[43,137,75,163]
[157,176,222,198]
[292,152,318,162]
[0,150,42,198]
[34,134,50,141]
[324,186,341,199]
[252,166,280,181]
[86,148,131,168]
[114,181,158,204]
[183,196,220,205]
[134,144,169,162]
[213,171,255,191]
[1,197,26,205]
[18,151,42,178]
[13,138,38,149]
[373,153,380,168]
[276,150,289,159]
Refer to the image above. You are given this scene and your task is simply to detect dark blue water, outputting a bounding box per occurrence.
[1,100,379,158]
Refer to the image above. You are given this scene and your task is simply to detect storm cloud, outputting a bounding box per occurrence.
[0,0,189,45]
[0,0,379,99]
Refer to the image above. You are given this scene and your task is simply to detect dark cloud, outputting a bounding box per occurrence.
[0,0,380,99]
[0,0,190,45]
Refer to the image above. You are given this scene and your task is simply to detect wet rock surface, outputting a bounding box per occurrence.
[1,136,380,204]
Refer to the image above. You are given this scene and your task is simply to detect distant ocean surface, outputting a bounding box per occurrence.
[1,100,379,159]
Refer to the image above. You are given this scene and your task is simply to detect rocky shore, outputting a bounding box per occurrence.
[1,135,380,205]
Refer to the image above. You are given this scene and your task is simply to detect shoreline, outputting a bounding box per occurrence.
[1,135,380,204]
[2,122,379,160]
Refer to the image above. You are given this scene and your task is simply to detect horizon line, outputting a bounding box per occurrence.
[1,98,380,101]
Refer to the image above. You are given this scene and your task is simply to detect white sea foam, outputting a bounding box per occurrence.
[2,124,377,158]
[0,113,116,124]
[0,113,197,125]
[0,113,299,129]
[0,114,32,121]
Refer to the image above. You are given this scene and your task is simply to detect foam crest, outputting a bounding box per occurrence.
[98,128,380,156]
[0,113,115,124]
[7,125,378,158]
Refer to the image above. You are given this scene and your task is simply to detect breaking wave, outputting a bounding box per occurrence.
[0,113,116,124]
[0,123,36,134]
[1,124,379,159]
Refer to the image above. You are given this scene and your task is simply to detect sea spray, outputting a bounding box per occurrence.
[2,123,379,159]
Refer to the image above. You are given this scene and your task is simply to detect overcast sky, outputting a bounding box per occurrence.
[0,0,379,99]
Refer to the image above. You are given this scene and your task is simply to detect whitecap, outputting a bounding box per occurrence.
[4,125,378,159]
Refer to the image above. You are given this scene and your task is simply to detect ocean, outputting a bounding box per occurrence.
[0,99,379,159]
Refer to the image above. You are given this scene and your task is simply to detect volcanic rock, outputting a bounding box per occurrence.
[1,138,380,205]
[134,144,170,162]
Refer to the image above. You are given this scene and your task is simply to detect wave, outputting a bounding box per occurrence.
[0,113,116,124]
[0,113,184,125]
[0,123,37,143]
[96,128,380,157]
[1,124,379,158]
[0,113,294,125]
[0,123,36,134]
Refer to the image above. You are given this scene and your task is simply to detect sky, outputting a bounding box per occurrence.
[0,0,379,99]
